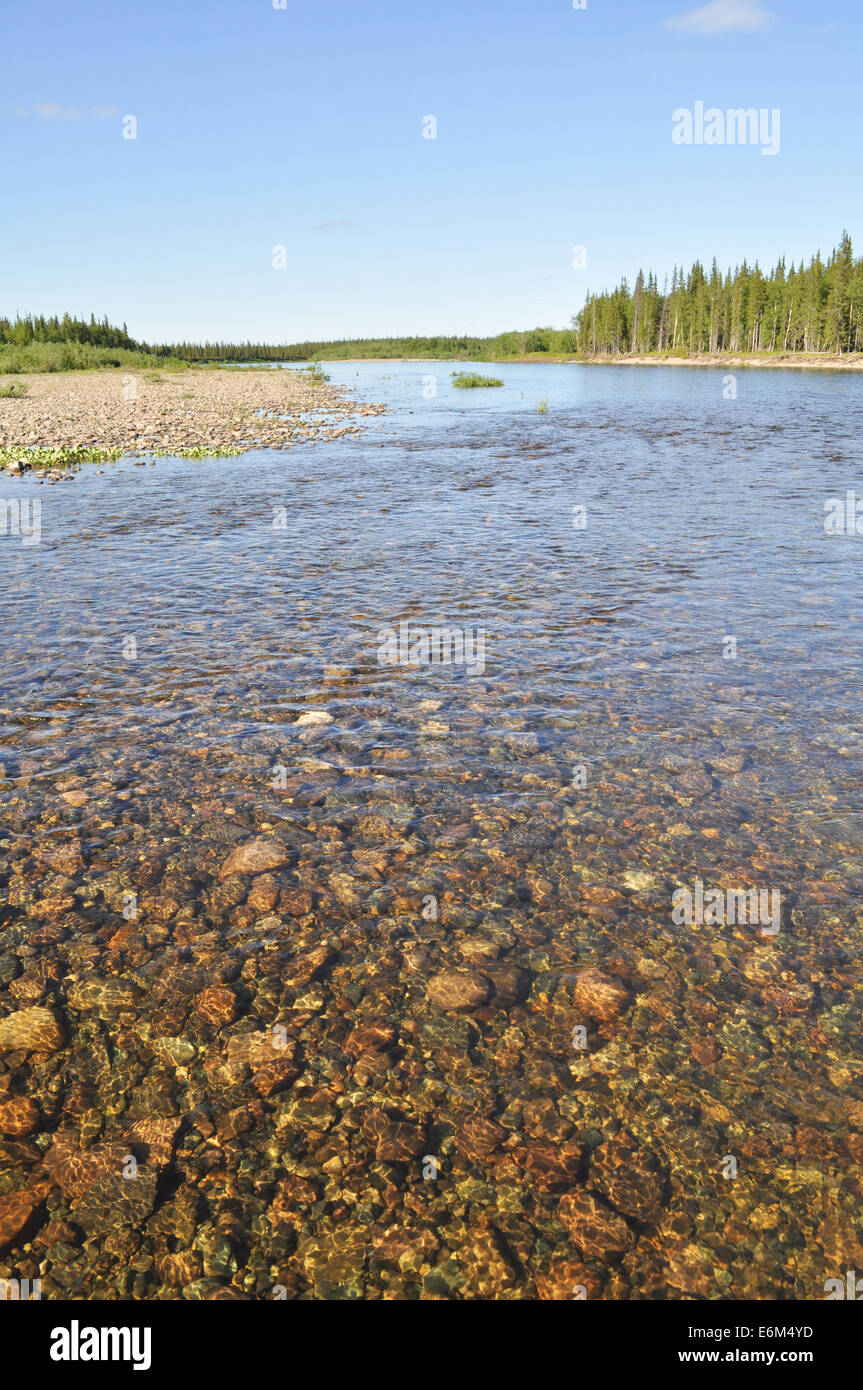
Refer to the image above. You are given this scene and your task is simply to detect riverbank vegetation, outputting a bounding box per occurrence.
[0,314,186,373]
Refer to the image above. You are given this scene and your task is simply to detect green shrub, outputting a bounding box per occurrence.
[0,342,188,374]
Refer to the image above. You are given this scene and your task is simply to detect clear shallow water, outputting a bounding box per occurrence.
[1,362,862,1299]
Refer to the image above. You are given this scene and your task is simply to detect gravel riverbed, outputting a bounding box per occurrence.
[0,367,385,461]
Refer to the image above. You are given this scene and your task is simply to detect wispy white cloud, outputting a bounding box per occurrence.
[665,0,773,35]
[313,220,359,231]
[32,102,80,120]
[14,102,121,121]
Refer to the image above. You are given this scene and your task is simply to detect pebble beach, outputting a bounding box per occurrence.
[0,367,385,466]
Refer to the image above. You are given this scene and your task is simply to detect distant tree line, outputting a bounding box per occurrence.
[4,235,860,364]
[154,339,312,362]
[574,232,863,356]
[150,335,563,362]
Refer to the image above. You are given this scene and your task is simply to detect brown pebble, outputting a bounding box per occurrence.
[0,1181,53,1254]
[0,1097,40,1138]
[194,986,238,1026]
[0,1007,66,1055]
[427,969,491,1012]
[558,1190,634,1263]
[570,968,632,1022]
[218,837,290,879]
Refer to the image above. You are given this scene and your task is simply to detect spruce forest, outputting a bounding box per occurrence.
[575,231,863,356]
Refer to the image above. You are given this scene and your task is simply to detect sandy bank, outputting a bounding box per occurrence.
[491,351,863,371]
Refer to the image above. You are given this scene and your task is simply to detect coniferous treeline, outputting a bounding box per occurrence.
[0,313,135,350]
[158,234,863,362]
[4,235,861,366]
[155,339,311,362]
[574,232,863,356]
[150,334,567,362]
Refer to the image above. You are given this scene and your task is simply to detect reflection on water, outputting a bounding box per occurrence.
[1,362,862,1299]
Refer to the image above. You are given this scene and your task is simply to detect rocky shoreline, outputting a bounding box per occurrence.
[0,368,385,474]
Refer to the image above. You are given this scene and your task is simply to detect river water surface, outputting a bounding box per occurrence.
[1,361,862,1299]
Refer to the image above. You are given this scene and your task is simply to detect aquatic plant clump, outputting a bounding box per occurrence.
[0,444,125,469]
[451,373,504,389]
[147,446,246,459]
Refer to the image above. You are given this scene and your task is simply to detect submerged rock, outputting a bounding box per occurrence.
[0,1006,66,1055]
[455,1115,507,1163]
[570,968,632,1022]
[534,1259,604,1300]
[588,1133,667,1224]
[218,837,290,878]
[152,1036,196,1067]
[0,1098,40,1138]
[0,1181,52,1254]
[557,1191,634,1263]
[344,1021,397,1056]
[370,1223,439,1270]
[362,1109,426,1162]
[427,970,491,1012]
[67,976,141,1013]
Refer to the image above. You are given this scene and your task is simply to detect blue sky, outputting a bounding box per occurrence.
[4,0,860,342]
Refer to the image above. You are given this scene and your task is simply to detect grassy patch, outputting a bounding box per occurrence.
[0,382,28,398]
[451,372,504,389]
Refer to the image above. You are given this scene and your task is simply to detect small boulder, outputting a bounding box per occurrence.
[558,1191,633,1263]
[0,1097,40,1138]
[427,970,491,1012]
[571,968,632,1022]
[218,837,290,879]
[588,1132,667,1224]
[0,1181,52,1254]
[0,1007,66,1055]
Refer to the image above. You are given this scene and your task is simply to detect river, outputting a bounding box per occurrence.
[1,360,861,1299]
